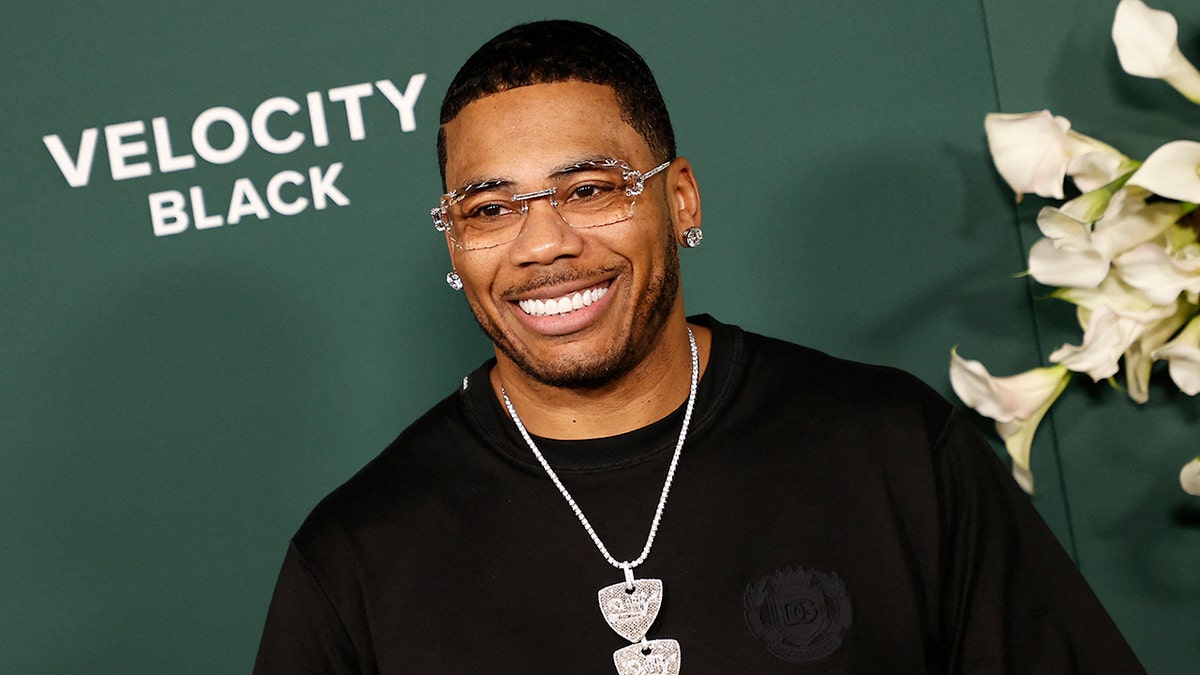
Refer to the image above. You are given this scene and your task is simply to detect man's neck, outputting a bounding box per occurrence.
[489,321,712,440]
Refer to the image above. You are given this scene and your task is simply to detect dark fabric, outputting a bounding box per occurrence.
[254,316,1144,673]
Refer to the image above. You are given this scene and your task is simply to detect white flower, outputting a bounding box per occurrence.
[950,350,1071,493]
[1182,457,1200,495]
[1113,0,1200,103]
[1027,187,1176,289]
[1127,141,1200,203]
[1088,190,1183,257]
[1055,271,1180,320]
[1153,314,1200,394]
[1071,151,1131,194]
[1124,302,1192,402]
[1114,236,1200,305]
[985,111,1128,201]
[1028,209,1110,289]
[1050,306,1149,381]
[1048,270,1180,384]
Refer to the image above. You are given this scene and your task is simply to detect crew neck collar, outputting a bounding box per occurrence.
[458,315,744,474]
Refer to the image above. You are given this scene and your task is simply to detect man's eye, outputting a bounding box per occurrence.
[566,183,617,201]
[467,202,516,219]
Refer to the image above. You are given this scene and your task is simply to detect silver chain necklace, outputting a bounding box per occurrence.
[500,328,697,675]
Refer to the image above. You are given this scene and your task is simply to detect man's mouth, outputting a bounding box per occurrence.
[517,284,609,317]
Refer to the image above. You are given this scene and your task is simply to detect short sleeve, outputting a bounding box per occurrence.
[933,409,1145,673]
[252,542,364,675]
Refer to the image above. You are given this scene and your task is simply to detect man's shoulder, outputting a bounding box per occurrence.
[735,322,944,405]
[704,317,953,434]
[289,384,476,551]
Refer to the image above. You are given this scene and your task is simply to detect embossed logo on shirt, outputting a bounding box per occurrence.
[744,566,852,662]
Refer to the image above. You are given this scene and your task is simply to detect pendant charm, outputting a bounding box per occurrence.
[598,578,663,642]
[613,639,681,675]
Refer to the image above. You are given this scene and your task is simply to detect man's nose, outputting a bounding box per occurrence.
[506,196,584,265]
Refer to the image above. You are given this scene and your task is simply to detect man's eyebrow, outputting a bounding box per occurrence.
[455,179,512,196]
[452,156,624,194]
[551,155,622,176]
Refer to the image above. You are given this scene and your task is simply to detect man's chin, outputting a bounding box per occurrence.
[509,351,633,390]
[485,331,633,389]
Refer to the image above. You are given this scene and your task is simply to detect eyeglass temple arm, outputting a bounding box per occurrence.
[641,161,671,181]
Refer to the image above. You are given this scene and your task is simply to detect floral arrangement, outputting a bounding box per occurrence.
[950,0,1200,496]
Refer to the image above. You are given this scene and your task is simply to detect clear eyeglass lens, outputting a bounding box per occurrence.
[445,165,639,250]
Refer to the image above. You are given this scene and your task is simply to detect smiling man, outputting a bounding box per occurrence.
[254,20,1144,674]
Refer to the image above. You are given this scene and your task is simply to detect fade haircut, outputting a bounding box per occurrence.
[437,20,676,185]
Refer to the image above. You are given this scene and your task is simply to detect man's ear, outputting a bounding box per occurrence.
[667,158,701,244]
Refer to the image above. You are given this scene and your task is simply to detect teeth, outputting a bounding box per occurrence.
[518,286,608,317]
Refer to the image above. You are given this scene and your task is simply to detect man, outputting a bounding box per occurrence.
[255,20,1143,673]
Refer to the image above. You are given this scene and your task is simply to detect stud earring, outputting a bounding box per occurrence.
[446,271,463,291]
[682,227,704,248]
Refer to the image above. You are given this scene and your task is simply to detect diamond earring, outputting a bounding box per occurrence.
[446,271,463,291]
[682,227,704,248]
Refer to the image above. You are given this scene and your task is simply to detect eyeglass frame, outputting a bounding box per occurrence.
[432,158,673,251]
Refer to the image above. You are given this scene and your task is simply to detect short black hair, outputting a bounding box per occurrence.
[437,20,676,185]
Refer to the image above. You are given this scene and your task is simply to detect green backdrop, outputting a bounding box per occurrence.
[2,1,1197,672]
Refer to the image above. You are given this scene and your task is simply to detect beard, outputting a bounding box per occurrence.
[467,238,681,390]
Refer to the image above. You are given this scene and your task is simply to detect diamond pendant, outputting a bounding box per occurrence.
[613,639,681,675]
[598,578,663,642]
[599,568,681,674]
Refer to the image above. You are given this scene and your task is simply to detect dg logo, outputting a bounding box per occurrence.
[744,566,853,662]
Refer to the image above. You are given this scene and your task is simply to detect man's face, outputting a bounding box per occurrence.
[441,80,684,389]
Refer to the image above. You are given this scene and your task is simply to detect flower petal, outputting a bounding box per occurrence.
[1125,302,1192,402]
[1091,192,1182,261]
[1127,140,1200,203]
[1182,457,1200,496]
[1114,242,1200,305]
[1112,0,1200,102]
[985,111,1072,199]
[950,350,1070,422]
[1049,307,1147,381]
[1029,238,1110,288]
[994,370,1071,494]
[1152,314,1200,394]
[1067,145,1132,193]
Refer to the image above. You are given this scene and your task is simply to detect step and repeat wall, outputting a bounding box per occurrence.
[2,1,1196,671]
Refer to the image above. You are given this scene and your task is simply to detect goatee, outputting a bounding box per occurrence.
[469,242,681,390]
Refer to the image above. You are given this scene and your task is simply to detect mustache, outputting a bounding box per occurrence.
[502,264,623,297]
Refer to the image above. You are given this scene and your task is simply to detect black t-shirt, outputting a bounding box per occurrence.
[254,316,1144,673]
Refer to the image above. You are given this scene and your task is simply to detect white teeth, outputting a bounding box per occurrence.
[518,286,608,317]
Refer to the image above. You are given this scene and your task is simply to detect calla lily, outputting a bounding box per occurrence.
[1070,150,1134,194]
[1127,140,1200,203]
[962,0,1200,496]
[1124,302,1192,402]
[1065,134,1135,194]
[1028,186,1174,289]
[985,111,1071,200]
[985,111,1128,201]
[1048,269,1182,383]
[1113,0,1200,103]
[1152,314,1200,394]
[950,350,1071,493]
[1054,271,1180,321]
[1050,306,1149,381]
[1088,188,1181,257]
[1114,237,1200,305]
[1029,236,1110,289]
[1182,457,1200,496]
[1028,208,1110,289]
